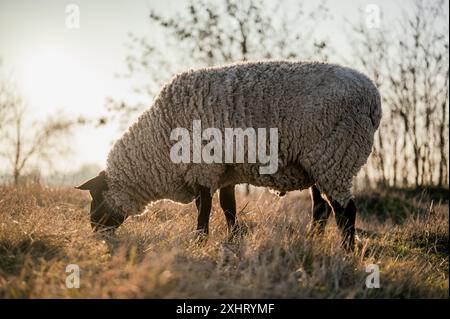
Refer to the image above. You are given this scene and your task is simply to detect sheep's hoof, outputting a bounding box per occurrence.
[193,231,209,245]
[225,224,246,243]
[341,238,356,254]
[306,224,326,240]
[226,231,239,243]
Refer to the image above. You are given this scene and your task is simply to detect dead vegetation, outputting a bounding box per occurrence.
[0,184,447,298]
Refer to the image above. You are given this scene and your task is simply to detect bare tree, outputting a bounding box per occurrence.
[0,77,78,185]
[349,0,449,187]
[108,0,330,127]
[0,63,15,133]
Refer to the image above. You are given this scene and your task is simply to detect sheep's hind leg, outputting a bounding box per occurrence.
[309,185,331,235]
[219,185,239,238]
[328,197,357,252]
[195,186,212,242]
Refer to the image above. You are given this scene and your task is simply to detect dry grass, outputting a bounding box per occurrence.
[0,184,448,298]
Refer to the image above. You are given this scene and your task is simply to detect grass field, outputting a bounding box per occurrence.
[0,184,448,298]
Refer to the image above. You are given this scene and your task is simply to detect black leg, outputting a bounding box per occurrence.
[310,185,332,234]
[195,186,212,238]
[330,198,356,251]
[219,185,238,235]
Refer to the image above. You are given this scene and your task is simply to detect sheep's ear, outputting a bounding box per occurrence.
[75,171,108,191]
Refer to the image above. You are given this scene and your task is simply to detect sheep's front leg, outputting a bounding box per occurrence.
[195,186,212,240]
[219,185,239,236]
[310,185,331,235]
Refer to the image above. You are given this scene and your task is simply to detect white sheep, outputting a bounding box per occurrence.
[76,61,381,250]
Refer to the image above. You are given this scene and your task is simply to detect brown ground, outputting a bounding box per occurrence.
[0,184,448,298]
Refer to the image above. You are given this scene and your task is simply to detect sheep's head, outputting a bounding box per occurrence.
[76,171,126,232]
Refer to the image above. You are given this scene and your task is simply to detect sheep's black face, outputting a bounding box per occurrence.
[76,171,126,232]
[88,188,126,232]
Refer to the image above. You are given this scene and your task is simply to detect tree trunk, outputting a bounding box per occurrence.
[13,168,19,186]
[438,109,447,187]
[14,116,21,186]
[393,134,398,187]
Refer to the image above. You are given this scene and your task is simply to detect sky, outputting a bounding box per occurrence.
[0,0,445,174]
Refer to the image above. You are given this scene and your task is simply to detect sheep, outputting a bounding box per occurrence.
[76,61,382,251]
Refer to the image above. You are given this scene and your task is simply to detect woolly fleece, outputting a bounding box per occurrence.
[103,61,381,217]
